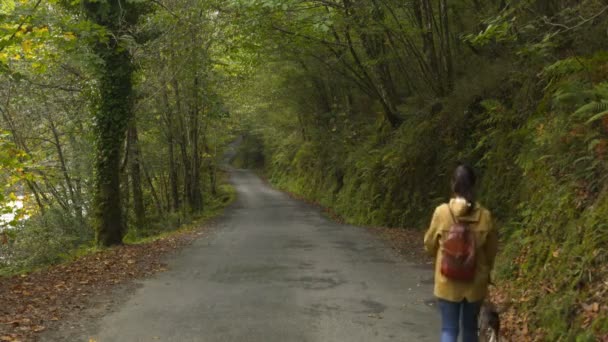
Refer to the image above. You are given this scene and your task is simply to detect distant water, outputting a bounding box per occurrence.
[0,196,25,230]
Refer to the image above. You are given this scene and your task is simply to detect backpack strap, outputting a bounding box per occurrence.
[447,205,459,224]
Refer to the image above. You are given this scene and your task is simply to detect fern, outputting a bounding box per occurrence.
[552,82,589,108]
[576,83,608,123]
[543,58,586,79]
[553,82,608,124]
[574,100,608,116]
[585,108,608,124]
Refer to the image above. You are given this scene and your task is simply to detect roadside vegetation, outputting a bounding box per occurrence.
[1,0,607,340]
[228,1,608,340]
[0,0,237,276]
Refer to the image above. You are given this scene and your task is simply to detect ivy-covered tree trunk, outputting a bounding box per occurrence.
[93,47,133,246]
[83,0,139,246]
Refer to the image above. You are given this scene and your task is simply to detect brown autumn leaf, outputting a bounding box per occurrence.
[6,319,30,327]
[31,326,45,333]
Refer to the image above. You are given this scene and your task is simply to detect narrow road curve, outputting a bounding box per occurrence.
[85,169,439,341]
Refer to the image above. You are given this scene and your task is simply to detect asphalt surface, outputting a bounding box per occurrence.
[79,169,439,342]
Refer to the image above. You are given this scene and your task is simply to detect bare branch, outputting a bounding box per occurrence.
[271,24,348,47]
[149,0,181,20]
[541,5,608,34]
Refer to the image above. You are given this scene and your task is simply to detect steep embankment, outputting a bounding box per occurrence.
[236,53,608,341]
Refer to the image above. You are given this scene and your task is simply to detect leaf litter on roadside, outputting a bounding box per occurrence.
[0,229,206,342]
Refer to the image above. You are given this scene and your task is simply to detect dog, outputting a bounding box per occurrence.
[479,300,501,342]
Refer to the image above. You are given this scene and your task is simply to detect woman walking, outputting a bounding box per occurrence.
[424,164,498,342]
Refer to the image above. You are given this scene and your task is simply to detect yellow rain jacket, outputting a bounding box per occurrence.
[424,198,498,302]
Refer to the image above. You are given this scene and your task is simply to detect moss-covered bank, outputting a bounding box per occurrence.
[237,50,608,340]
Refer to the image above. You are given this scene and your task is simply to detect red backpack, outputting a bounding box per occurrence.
[440,207,476,282]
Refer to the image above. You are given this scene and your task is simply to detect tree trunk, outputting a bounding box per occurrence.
[439,0,454,92]
[172,78,194,212]
[48,117,83,221]
[189,75,203,212]
[143,165,163,215]
[414,0,445,96]
[204,138,217,196]
[128,123,145,230]
[83,0,138,246]
[178,117,193,212]
[341,0,402,127]
[93,49,131,246]
[161,82,180,212]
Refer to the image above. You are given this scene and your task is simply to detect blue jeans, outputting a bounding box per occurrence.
[438,299,481,342]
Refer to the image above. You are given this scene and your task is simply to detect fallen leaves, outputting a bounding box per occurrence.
[367,226,430,264]
[0,229,205,341]
[487,271,608,342]
[1,334,22,342]
[487,281,551,342]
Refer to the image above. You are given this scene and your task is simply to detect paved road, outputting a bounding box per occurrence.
[83,169,439,342]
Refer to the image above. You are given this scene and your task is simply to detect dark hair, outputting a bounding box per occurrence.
[452,164,476,209]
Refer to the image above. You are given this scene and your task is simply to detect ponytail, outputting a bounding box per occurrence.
[452,164,476,213]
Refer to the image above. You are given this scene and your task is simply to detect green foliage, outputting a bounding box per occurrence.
[0,0,240,272]
[0,179,236,275]
[231,1,608,338]
[464,17,517,47]
[2,0,608,338]
[123,182,236,244]
[0,205,91,275]
[0,132,28,230]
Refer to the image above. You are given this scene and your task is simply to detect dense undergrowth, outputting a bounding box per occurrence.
[233,21,608,342]
[0,178,235,277]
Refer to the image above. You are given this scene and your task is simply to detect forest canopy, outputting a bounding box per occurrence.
[1,0,608,340]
